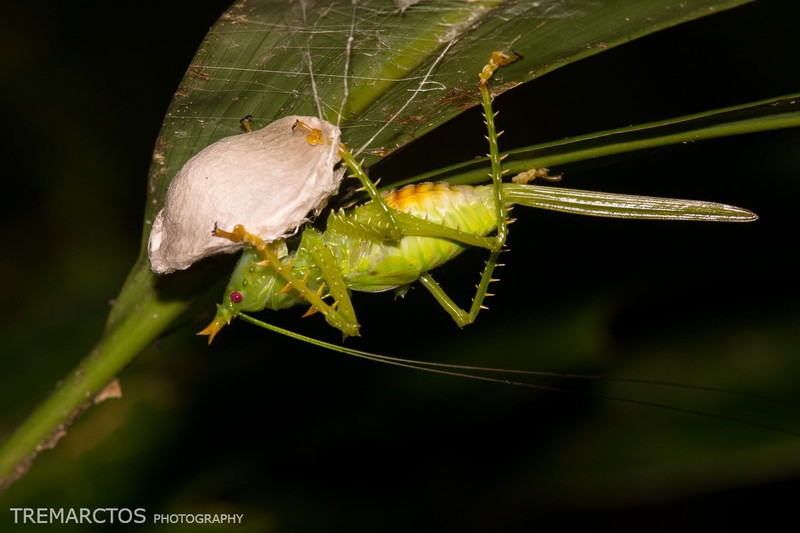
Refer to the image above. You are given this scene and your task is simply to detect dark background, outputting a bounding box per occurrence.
[1,1,799,531]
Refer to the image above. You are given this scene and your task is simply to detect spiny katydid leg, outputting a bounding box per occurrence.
[292,119,403,240]
[480,50,520,245]
[296,119,497,249]
[338,146,509,251]
[337,143,404,242]
[512,167,561,185]
[415,51,520,327]
[296,227,358,330]
[212,224,360,338]
[328,197,499,251]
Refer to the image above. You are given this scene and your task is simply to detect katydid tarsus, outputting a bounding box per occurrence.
[198,52,756,345]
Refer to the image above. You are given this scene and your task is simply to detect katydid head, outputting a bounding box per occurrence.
[197,251,261,344]
[198,246,308,343]
[197,277,257,344]
[196,288,256,344]
[197,284,253,344]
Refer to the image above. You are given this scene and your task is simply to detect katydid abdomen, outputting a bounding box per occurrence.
[329,182,500,292]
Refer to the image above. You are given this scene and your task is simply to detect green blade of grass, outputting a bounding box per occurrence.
[399,93,800,187]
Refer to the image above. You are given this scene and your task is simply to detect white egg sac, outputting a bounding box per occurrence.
[148,115,343,274]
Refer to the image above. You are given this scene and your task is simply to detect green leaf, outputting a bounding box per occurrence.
[145,0,755,227]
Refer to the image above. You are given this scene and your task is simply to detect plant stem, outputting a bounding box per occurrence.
[0,255,194,493]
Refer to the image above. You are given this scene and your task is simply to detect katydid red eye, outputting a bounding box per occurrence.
[230,290,243,303]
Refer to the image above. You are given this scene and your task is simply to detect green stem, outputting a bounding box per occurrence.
[0,255,195,493]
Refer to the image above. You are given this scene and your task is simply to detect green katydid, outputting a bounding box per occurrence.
[196,52,756,344]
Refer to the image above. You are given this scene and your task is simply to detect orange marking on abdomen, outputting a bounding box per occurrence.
[384,182,450,212]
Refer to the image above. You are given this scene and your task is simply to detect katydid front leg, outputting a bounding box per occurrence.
[213,225,360,338]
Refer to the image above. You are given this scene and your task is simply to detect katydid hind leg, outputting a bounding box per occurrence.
[418,51,519,327]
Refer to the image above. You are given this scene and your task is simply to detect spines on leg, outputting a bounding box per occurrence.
[212,225,360,338]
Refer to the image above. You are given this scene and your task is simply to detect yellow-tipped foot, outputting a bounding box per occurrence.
[479,51,521,85]
[213,224,248,243]
[293,119,325,145]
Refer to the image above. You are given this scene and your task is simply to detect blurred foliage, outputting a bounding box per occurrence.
[1,0,799,531]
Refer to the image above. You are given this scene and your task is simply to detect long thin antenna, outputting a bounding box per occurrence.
[337,0,358,127]
[300,0,324,119]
